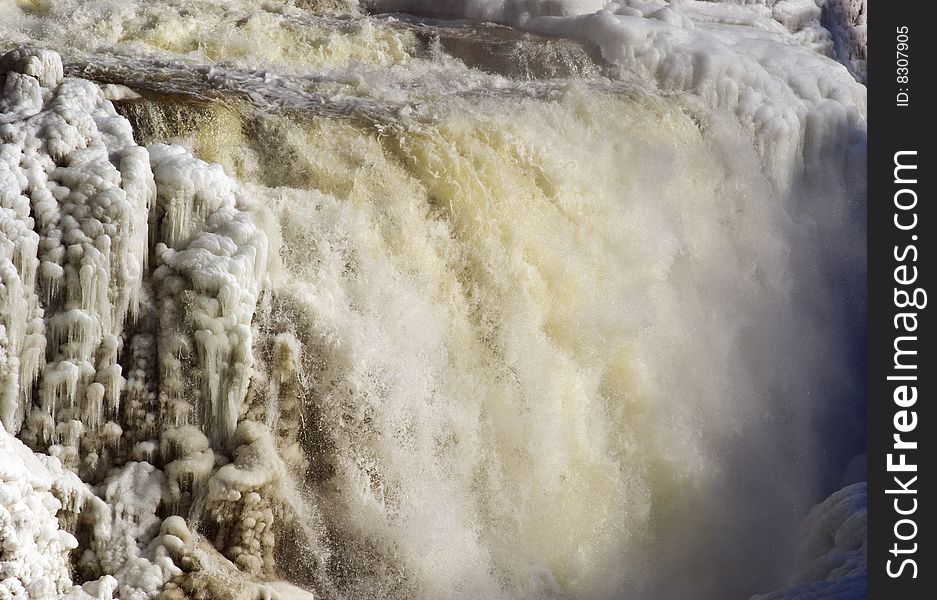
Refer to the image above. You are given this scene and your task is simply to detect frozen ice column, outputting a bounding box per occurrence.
[150,144,268,445]
[0,48,152,462]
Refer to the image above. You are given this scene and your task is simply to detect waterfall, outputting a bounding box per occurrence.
[0,2,865,599]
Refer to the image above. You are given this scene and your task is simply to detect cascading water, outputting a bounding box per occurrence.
[0,1,866,599]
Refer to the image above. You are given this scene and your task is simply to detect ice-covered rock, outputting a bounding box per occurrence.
[0,46,152,464]
[149,143,268,445]
[751,482,867,599]
[0,426,90,599]
[820,0,866,82]
[1,46,278,598]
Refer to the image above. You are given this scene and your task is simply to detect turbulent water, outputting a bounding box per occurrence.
[0,1,866,599]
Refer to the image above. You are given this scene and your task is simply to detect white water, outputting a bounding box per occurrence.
[0,1,865,599]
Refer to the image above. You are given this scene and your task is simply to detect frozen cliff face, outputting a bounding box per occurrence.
[817,0,866,82]
[0,46,289,599]
[0,45,268,454]
[148,142,268,446]
[0,47,151,467]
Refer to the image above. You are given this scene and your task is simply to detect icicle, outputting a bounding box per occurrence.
[102,421,122,451]
[82,382,105,432]
[97,363,124,417]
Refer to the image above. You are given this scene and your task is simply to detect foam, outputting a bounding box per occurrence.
[1,0,415,75]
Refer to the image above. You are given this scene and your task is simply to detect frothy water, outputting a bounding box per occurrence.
[0,1,866,599]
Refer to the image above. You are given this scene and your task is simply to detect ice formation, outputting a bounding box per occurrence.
[753,482,867,599]
[0,46,150,454]
[820,0,866,82]
[1,426,83,599]
[1,0,866,598]
[148,143,268,445]
[0,46,283,599]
